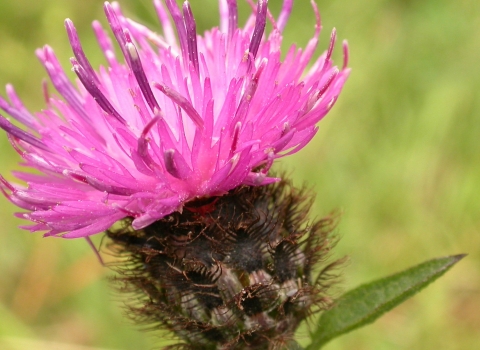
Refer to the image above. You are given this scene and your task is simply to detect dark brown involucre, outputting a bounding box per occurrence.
[107,180,342,349]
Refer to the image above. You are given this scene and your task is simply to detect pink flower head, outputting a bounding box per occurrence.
[0,0,349,238]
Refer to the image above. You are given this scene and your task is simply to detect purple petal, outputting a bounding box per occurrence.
[182,1,199,73]
[164,149,193,180]
[0,116,50,152]
[65,19,100,85]
[153,82,204,129]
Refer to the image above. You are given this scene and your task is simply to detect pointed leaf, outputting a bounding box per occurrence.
[307,254,466,349]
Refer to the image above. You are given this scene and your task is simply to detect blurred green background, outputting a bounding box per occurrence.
[0,0,479,349]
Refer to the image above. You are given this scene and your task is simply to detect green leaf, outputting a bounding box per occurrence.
[307,254,466,349]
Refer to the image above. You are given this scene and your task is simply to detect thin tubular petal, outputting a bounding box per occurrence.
[233,59,266,127]
[248,0,268,60]
[277,0,293,32]
[325,28,337,66]
[183,1,199,73]
[342,40,349,69]
[71,58,126,124]
[165,0,189,68]
[92,20,115,57]
[227,0,238,41]
[316,68,339,101]
[153,0,177,48]
[137,114,164,173]
[0,94,36,129]
[36,46,90,121]
[124,32,160,112]
[164,148,193,179]
[153,82,204,129]
[65,19,100,85]
[0,116,50,152]
[229,121,241,156]
[104,2,130,64]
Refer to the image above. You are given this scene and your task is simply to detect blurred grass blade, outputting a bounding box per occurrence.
[282,340,304,349]
[307,254,466,349]
[0,302,34,338]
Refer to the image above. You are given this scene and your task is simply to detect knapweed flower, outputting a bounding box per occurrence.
[1,0,349,347]
[0,0,348,239]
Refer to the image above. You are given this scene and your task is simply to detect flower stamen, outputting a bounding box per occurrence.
[0,116,50,151]
[137,114,165,174]
[233,58,266,128]
[248,0,268,68]
[153,82,204,129]
[164,148,193,180]
[182,1,199,73]
[65,19,100,85]
[124,31,161,113]
[71,58,126,124]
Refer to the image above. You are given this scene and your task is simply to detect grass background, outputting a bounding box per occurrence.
[0,0,479,349]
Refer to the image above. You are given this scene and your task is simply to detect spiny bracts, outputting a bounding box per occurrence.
[107,179,342,349]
